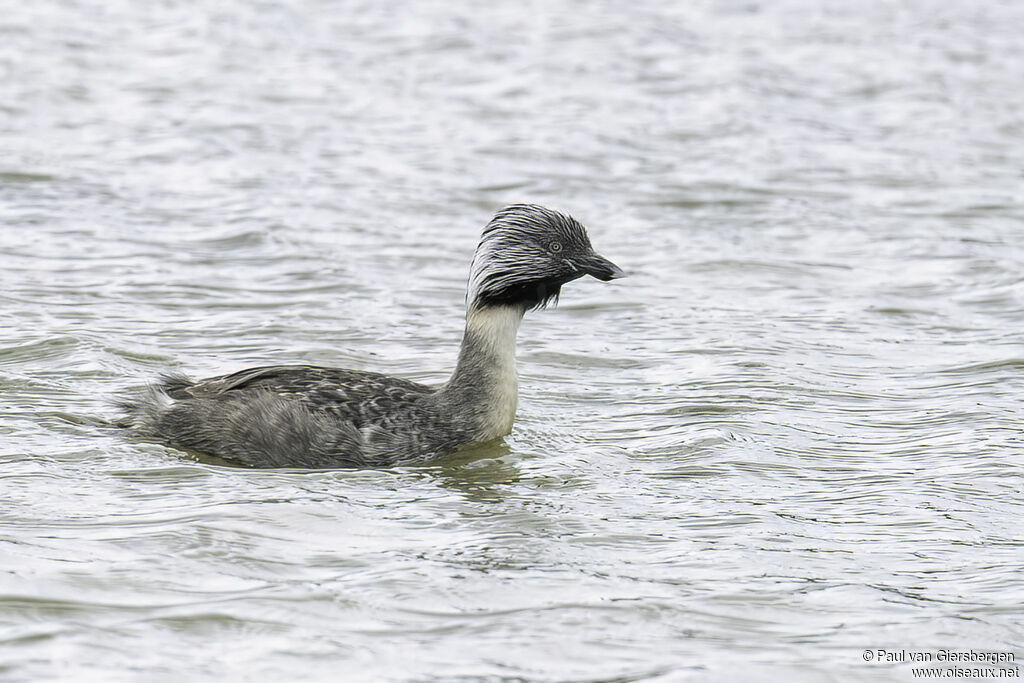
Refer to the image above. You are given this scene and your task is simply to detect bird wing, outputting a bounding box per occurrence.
[168,364,430,399]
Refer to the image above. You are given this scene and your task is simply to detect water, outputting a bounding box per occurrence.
[2,1,1022,680]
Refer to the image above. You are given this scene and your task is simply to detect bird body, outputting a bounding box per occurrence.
[121,205,623,468]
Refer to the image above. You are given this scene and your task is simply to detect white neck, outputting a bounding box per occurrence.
[443,304,525,441]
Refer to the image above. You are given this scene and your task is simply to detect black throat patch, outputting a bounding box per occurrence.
[475,272,585,310]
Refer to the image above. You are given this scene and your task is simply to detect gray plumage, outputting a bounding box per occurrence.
[119,204,625,468]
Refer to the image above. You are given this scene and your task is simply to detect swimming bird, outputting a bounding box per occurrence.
[120,204,624,468]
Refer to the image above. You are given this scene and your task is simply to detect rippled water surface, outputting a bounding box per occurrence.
[2,1,1023,681]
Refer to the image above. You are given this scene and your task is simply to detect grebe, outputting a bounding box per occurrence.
[121,204,624,468]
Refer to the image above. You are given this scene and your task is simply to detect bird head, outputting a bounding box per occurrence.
[467,205,625,311]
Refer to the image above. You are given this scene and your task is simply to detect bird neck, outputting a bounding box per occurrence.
[441,304,526,441]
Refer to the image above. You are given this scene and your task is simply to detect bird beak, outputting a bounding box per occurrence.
[580,253,626,281]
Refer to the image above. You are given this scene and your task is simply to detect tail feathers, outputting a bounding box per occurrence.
[157,372,195,398]
[116,382,176,434]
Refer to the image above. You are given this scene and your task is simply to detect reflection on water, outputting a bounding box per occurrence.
[2,0,1023,680]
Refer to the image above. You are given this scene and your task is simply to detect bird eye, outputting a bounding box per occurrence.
[549,242,563,253]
